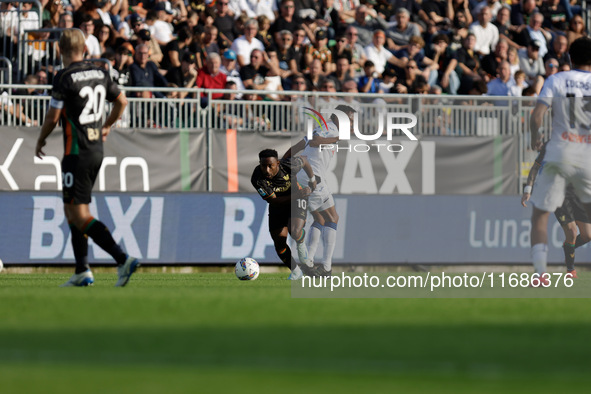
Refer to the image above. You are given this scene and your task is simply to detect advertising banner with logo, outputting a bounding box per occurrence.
[0,192,580,265]
[211,129,518,195]
[0,127,207,192]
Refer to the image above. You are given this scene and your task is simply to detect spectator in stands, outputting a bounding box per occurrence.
[220,49,246,95]
[340,79,362,112]
[420,0,450,32]
[394,59,423,93]
[469,6,499,56]
[129,14,146,41]
[447,0,473,28]
[567,14,587,46]
[346,25,367,76]
[334,0,359,24]
[200,25,221,60]
[481,39,509,79]
[378,67,397,94]
[267,30,298,81]
[516,12,550,58]
[79,14,101,59]
[145,9,173,47]
[450,8,470,48]
[317,79,340,109]
[493,5,522,50]
[196,52,227,105]
[214,0,240,46]
[507,46,520,76]
[508,70,528,96]
[409,75,430,94]
[331,34,352,64]
[511,0,538,28]
[305,29,333,74]
[114,43,134,85]
[387,8,421,50]
[270,0,308,43]
[430,34,460,94]
[518,40,545,82]
[161,26,193,71]
[240,49,270,90]
[256,15,273,48]
[473,0,502,19]
[231,18,265,67]
[329,56,354,91]
[317,0,340,40]
[216,81,244,129]
[96,24,115,55]
[486,60,514,96]
[455,33,483,90]
[291,26,308,72]
[128,43,168,98]
[350,5,389,48]
[544,34,571,67]
[541,0,568,33]
[136,29,163,68]
[544,57,559,78]
[358,60,380,93]
[365,30,401,76]
[305,58,326,90]
[166,52,198,99]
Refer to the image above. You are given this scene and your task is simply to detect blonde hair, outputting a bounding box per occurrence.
[507,47,519,65]
[59,28,86,57]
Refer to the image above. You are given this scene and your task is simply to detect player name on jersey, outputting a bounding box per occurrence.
[70,70,105,83]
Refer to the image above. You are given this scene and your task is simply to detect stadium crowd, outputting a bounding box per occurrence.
[0,0,589,125]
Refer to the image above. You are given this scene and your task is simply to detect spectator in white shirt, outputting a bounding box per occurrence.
[146,9,173,46]
[469,6,499,56]
[79,14,101,59]
[231,18,265,67]
[364,30,401,76]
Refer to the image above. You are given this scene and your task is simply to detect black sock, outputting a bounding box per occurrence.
[84,219,127,265]
[575,234,588,248]
[563,242,576,271]
[70,224,89,274]
[277,246,296,270]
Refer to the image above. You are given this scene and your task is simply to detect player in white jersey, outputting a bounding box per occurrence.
[283,105,356,277]
[528,37,591,284]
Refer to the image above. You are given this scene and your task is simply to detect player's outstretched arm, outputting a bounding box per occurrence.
[283,138,306,159]
[35,106,61,159]
[529,102,548,150]
[521,161,541,207]
[101,93,128,141]
[300,156,318,192]
[308,135,339,147]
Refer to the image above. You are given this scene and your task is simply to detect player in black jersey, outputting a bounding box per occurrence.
[251,149,320,278]
[522,142,591,279]
[35,29,139,287]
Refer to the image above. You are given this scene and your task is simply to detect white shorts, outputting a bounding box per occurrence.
[530,161,591,212]
[308,184,334,212]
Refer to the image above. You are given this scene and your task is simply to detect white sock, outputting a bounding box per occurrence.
[531,243,548,275]
[307,221,323,264]
[322,222,337,270]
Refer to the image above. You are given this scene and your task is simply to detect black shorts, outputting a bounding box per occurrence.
[268,196,308,231]
[61,152,103,204]
[554,186,590,226]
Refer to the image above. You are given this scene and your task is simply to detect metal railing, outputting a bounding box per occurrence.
[0,85,551,189]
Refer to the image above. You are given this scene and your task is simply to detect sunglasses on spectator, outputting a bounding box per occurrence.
[347,32,358,36]
[406,65,417,69]
[548,64,558,68]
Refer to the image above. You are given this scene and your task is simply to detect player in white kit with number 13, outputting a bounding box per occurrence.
[529,37,591,283]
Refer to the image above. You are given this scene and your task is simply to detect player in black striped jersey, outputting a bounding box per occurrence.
[251,149,320,278]
[35,28,138,287]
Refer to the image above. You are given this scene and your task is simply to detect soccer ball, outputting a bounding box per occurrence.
[235,257,259,281]
[0,258,3,273]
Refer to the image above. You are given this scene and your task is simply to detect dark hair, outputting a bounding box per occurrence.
[178,26,192,42]
[569,37,591,67]
[433,33,450,45]
[259,149,278,160]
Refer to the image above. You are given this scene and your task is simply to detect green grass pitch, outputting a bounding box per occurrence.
[1,271,591,393]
